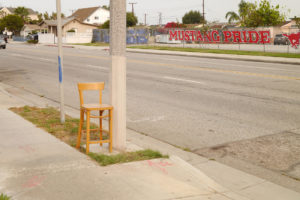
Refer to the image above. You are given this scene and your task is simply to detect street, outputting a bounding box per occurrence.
[1,43,300,190]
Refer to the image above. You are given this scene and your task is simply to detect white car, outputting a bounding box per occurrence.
[0,38,6,49]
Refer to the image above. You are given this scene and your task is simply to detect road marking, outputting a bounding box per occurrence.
[86,64,108,70]
[8,47,300,81]
[128,116,165,123]
[164,76,206,85]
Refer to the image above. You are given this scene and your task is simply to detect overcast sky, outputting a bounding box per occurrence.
[1,0,299,25]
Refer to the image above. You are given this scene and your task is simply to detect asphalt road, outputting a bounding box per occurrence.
[1,43,300,190]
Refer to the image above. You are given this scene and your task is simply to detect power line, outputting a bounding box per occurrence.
[129,2,137,15]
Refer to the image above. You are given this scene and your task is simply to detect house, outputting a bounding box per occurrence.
[39,17,99,36]
[0,7,38,20]
[280,19,300,33]
[69,6,109,25]
[20,24,48,37]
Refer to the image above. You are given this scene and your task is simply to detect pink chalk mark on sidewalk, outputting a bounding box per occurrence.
[22,176,45,188]
[19,145,35,153]
[147,160,173,174]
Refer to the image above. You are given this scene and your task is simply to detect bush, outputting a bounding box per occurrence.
[27,39,38,44]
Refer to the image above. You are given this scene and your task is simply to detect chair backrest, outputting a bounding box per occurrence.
[78,82,105,106]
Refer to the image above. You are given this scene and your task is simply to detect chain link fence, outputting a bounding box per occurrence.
[147,27,300,54]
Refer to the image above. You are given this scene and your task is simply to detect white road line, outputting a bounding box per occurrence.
[158,57,299,72]
[164,76,206,85]
[86,64,108,70]
[128,116,165,123]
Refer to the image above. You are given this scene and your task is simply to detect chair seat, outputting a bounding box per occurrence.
[82,104,113,111]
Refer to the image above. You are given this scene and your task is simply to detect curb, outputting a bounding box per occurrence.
[126,48,300,65]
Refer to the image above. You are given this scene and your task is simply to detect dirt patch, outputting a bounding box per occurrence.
[195,131,300,181]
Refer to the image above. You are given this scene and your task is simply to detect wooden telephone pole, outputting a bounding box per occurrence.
[129,2,137,15]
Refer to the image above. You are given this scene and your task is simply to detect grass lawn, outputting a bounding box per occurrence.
[10,106,168,166]
[128,45,300,59]
[73,43,109,47]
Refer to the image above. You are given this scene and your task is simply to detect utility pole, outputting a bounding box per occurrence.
[129,2,137,15]
[110,0,127,151]
[202,0,205,25]
[56,0,65,123]
[144,13,147,26]
[158,12,162,26]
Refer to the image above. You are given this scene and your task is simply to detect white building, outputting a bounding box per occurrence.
[69,6,109,26]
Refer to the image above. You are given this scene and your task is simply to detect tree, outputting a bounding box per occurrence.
[102,5,110,10]
[225,0,285,27]
[225,12,240,24]
[164,22,186,28]
[0,15,24,35]
[101,13,138,29]
[182,10,204,24]
[245,0,285,27]
[225,0,255,25]
[50,12,65,20]
[14,7,29,22]
[101,20,110,29]
[126,12,138,27]
[292,16,300,29]
[43,12,50,20]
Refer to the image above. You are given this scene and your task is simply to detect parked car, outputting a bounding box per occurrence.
[26,34,38,41]
[0,38,6,49]
[274,34,290,45]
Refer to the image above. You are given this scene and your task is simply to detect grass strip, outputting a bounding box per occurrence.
[128,45,300,59]
[89,149,168,166]
[0,194,11,200]
[10,106,168,166]
[10,106,99,146]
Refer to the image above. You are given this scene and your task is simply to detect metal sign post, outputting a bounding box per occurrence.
[56,0,65,123]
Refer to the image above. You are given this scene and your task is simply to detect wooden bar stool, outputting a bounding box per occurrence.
[76,82,113,154]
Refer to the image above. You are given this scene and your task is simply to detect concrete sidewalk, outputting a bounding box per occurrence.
[1,83,300,200]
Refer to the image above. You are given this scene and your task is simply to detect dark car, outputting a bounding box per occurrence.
[0,38,6,49]
[274,34,290,45]
[27,34,38,41]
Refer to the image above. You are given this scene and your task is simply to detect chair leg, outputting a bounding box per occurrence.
[109,109,113,153]
[76,109,84,149]
[86,111,91,154]
[99,110,103,146]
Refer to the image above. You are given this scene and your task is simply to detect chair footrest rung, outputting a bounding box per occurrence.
[88,140,110,144]
[82,129,110,133]
[90,115,109,119]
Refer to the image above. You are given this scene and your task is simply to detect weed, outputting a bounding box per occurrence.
[0,194,11,200]
[88,149,169,166]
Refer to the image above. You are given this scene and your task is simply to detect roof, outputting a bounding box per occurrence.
[70,7,99,22]
[23,24,41,30]
[2,7,38,15]
[279,21,292,27]
[41,17,99,28]
[43,17,74,26]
